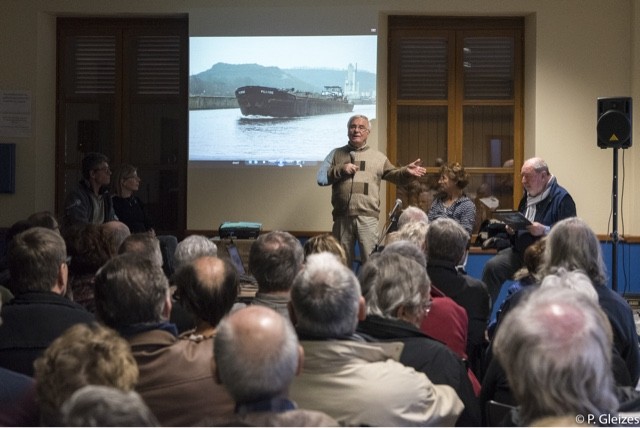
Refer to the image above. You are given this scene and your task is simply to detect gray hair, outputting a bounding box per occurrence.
[493,286,617,425]
[360,252,429,319]
[426,217,468,264]
[397,206,429,229]
[61,385,159,427]
[540,217,607,286]
[525,157,550,174]
[173,235,218,271]
[291,252,361,338]
[539,268,598,302]
[347,114,370,130]
[215,306,299,403]
[383,240,426,268]
[396,221,429,251]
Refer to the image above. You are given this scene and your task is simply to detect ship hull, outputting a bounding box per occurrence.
[235,86,354,117]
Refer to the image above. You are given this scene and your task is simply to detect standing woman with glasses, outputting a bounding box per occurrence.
[111,164,178,275]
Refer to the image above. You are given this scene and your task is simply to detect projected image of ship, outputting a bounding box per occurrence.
[235,85,354,117]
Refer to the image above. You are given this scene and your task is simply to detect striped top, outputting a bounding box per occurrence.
[428,196,476,236]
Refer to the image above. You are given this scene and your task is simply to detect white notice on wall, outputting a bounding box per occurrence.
[0,90,32,138]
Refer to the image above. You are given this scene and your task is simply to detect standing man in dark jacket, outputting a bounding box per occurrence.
[62,152,117,230]
[482,157,576,303]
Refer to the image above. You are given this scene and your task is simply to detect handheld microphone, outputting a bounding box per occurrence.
[349,151,356,164]
[389,198,402,220]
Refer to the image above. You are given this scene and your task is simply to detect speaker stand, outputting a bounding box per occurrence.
[611,147,619,292]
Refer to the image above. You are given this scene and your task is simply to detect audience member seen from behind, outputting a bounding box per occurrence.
[213,306,339,427]
[33,322,139,426]
[320,114,426,267]
[173,234,218,271]
[63,223,116,312]
[62,385,159,427]
[0,227,94,376]
[27,210,60,232]
[493,286,618,426]
[288,252,463,426]
[62,152,117,230]
[428,162,476,236]
[119,232,164,269]
[172,256,238,344]
[94,253,234,426]
[481,157,576,304]
[111,164,178,275]
[357,251,481,426]
[170,234,219,332]
[249,231,304,320]
[426,217,490,376]
[487,237,547,340]
[540,216,640,387]
[303,233,348,266]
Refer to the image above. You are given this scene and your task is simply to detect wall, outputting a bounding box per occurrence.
[0,0,638,238]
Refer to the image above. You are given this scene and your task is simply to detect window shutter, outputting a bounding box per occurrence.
[463,37,514,99]
[134,35,182,95]
[397,37,448,100]
[72,36,116,95]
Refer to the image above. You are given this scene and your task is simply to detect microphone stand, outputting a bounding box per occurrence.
[372,204,401,254]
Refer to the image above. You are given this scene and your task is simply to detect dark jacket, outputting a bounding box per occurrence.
[427,258,491,376]
[0,291,95,376]
[62,179,117,229]
[112,195,153,233]
[513,178,576,253]
[358,315,481,427]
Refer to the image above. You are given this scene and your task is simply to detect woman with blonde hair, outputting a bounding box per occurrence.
[303,233,348,266]
[111,164,178,275]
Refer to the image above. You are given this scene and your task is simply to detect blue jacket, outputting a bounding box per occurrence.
[513,178,576,253]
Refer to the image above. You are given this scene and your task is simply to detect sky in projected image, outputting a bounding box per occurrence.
[189,35,377,165]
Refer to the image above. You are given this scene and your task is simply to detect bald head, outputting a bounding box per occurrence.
[172,256,238,327]
[215,306,301,403]
[493,287,616,424]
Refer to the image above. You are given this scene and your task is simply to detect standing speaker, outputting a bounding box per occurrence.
[597,97,632,149]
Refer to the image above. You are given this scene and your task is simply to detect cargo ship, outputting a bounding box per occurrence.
[235,85,354,117]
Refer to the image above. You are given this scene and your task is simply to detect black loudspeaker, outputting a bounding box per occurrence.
[597,97,632,149]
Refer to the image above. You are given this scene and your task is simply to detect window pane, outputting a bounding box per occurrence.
[398,37,448,100]
[467,173,515,233]
[128,103,183,166]
[464,37,514,99]
[64,103,115,162]
[397,105,448,164]
[462,105,513,168]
